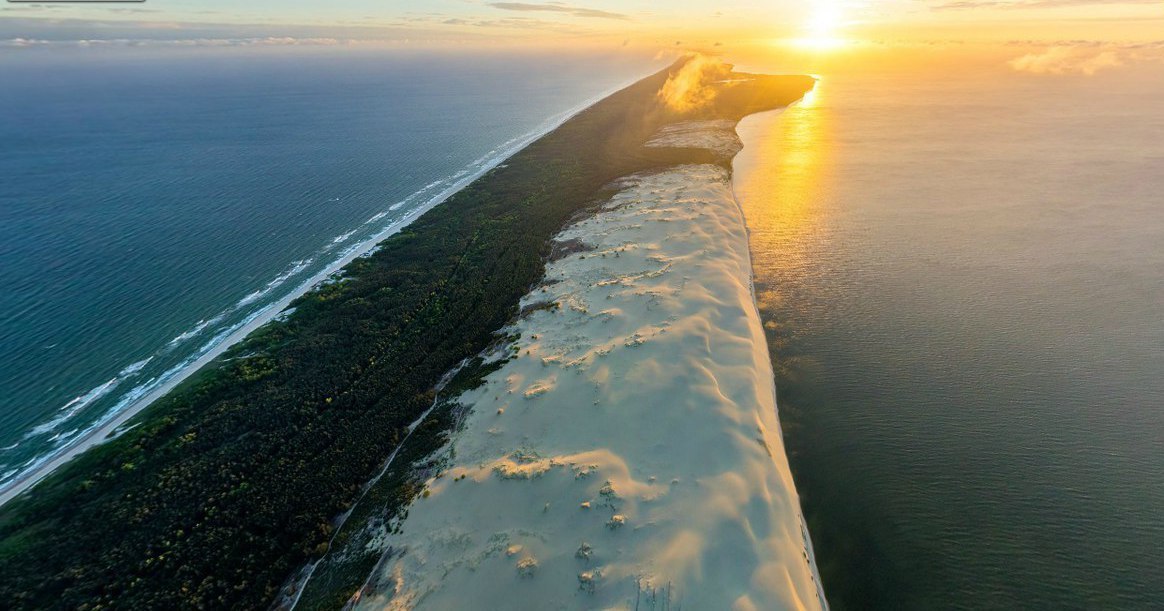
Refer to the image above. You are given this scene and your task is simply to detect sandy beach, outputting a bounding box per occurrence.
[355,121,826,610]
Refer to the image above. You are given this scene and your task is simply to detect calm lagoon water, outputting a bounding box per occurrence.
[734,66,1164,608]
[0,49,652,494]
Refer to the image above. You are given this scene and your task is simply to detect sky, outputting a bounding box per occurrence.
[4,0,1162,42]
[3,1,1163,75]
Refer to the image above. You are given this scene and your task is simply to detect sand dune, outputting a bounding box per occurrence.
[356,122,825,610]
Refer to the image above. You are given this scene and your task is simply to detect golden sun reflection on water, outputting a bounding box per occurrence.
[733,79,834,321]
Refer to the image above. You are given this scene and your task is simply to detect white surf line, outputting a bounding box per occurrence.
[0,72,652,510]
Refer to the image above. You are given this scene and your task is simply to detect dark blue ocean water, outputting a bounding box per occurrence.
[0,48,653,492]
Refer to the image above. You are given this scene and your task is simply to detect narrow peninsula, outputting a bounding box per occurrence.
[0,58,819,610]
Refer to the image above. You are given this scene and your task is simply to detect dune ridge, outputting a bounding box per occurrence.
[355,121,826,610]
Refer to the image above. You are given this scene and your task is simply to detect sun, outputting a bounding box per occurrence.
[792,1,848,50]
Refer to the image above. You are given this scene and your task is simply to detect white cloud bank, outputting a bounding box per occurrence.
[0,36,351,48]
[1009,45,1122,74]
[1008,40,1164,74]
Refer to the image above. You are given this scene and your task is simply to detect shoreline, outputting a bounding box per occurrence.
[0,78,641,509]
[730,106,829,609]
[0,60,821,608]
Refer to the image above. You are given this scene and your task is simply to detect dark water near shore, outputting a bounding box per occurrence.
[0,49,651,494]
[734,68,1164,608]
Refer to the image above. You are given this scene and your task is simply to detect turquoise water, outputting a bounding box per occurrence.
[0,49,652,494]
[735,67,1164,608]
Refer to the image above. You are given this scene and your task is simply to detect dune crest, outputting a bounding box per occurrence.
[357,121,826,610]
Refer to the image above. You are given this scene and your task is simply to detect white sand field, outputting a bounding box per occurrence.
[356,121,826,610]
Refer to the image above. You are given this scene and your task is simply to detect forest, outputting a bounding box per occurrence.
[0,60,813,609]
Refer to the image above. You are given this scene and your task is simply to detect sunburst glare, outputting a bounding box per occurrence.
[791,1,849,50]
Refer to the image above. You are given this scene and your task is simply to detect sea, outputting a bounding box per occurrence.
[734,61,1164,608]
[0,48,653,496]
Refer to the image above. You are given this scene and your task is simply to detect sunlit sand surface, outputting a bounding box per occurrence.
[356,121,824,610]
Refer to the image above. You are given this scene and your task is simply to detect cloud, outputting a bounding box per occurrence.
[1,37,50,47]
[487,2,629,20]
[1007,41,1164,74]
[0,36,348,48]
[0,17,464,46]
[432,15,591,33]
[932,0,1162,10]
[1009,45,1121,73]
[656,54,732,112]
